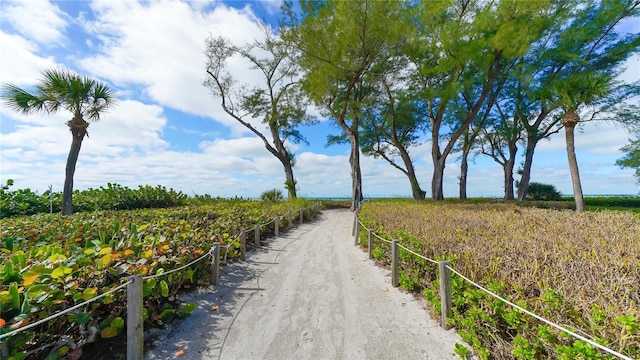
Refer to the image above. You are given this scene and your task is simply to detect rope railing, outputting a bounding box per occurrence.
[354,215,631,360]
[397,243,439,265]
[446,265,633,360]
[143,247,215,280]
[0,281,131,340]
[2,204,320,360]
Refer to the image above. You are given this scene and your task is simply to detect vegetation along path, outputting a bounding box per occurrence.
[145,209,466,359]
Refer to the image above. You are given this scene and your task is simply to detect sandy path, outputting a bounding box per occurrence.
[145,209,466,360]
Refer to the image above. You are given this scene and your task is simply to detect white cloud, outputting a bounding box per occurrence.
[0,32,58,85]
[257,0,284,14]
[537,120,632,154]
[0,0,68,45]
[77,1,269,135]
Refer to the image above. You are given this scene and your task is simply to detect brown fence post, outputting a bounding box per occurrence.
[368,229,373,259]
[288,209,292,227]
[274,216,279,237]
[391,240,399,287]
[354,220,360,246]
[211,243,220,286]
[254,224,260,248]
[300,208,304,223]
[351,212,357,236]
[127,275,143,360]
[439,261,452,330]
[239,230,246,261]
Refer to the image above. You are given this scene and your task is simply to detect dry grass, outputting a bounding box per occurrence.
[359,201,640,359]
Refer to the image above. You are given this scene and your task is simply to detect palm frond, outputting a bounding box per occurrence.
[0,83,48,115]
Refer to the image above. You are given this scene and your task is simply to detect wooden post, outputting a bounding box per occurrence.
[288,209,292,227]
[211,243,220,286]
[274,216,279,237]
[354,220,360,246]
[300,208,304,223]
[439,260,452,330]
[351,212,357,236]
[239,230,246,261]
[391,240,399,287]
[368,229,373,259]
[254,224,260,248]
[127,275,143,360]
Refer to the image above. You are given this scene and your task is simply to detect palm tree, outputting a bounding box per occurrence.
[1,68,117,215]
[551,73,613,212]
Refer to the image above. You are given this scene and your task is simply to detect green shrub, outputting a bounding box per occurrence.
[526,182,562,201]
[0,181,189,218]
[260,189,284,202]
[0,179,51,218]
[0,199,317,359]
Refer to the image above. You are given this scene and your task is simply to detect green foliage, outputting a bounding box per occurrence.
[0,198,317,358]
[561,196,640,209]
[260,189,284,202]
[0,182,189,219]
[0,180,49,218]
[454,343,471,359]
[617,136,640,184]
[526,182,562,201]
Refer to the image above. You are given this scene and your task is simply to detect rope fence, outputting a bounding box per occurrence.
[2,203,321,360]
[0,281,131,341]
[354,214,633,360]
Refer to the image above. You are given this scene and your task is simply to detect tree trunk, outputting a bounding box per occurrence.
[504,158,515,200]
[349,133,363,211]
[431,158,445,201]
[396,145,425,200]
[517,136,538,200]
[564,109,585,212]
[62,118,88,215]
[267,123,297,199]
[282,156,297,199]
[503,142,518,200]
[459,144,470,200]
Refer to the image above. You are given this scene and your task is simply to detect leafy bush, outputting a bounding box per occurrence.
[0,182,189,218]
[526,182,561,201]
[358,201,639,359]
[562,196,640,209]
[0,199,317,359]
[0,180,50,218]
[260,189,283,202]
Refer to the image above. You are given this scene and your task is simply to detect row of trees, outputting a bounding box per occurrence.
[204,0,640,212]
[1,1,638,215]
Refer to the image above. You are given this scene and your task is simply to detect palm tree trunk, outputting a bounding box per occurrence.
[564,109,585,212]
[62,119,87,215]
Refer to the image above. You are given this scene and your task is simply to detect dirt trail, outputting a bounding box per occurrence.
[145,209,466,360]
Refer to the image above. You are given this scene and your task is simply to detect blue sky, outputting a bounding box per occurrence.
[0,0,638,199]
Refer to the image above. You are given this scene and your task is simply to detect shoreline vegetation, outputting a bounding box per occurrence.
[1,180,638,219]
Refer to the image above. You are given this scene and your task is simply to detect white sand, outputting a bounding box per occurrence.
[145,209,469,360]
